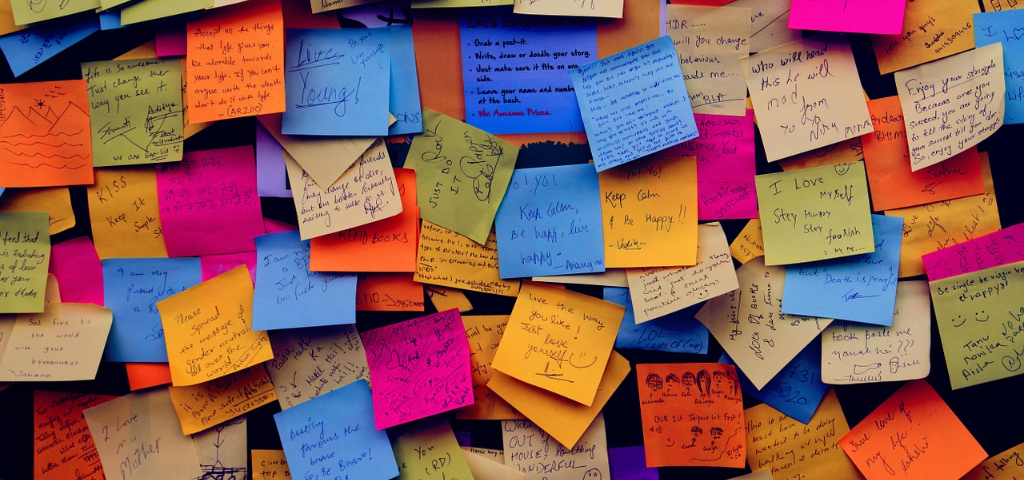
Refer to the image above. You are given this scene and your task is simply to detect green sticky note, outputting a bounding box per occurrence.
[406,109,519,244]
[931,261,1024,390]
[81,58,184,167]
[755,161,875,265]
[0,212,50,314]
[10,0,100,26]
[392,417,475,480]
[119,0,211,26]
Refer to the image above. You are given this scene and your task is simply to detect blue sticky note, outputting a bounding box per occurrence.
[274,380,398,480]
[782,215,903,326]
[0,14,100,77]
[495,163,605,278]
[389,25,423,136]
[101,258,202,362]
[283,28,391,136]
[253,231,357,330]
[721,338,828,424]
[570,35,699,171]
[604,287,708,354]
[0,188,5,199]
[976,11,1024,124]
[99,10,123,30]
[460,9,597,134]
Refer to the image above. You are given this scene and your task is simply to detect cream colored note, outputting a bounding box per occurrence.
[895,43,1004,171]
[252,450,291,480]
[415,221,522,296]
[730,218,764,264]
[626,222,738,323]
[168,367,276,434]
[0,303,112,382]
[463,449,526,480]
[503,414,611,479]
[258,114,376,189]
[83,388,203,480]
[192,417,247,479]
[266,324,370,409]
[0,187,75,235]
[730,0,801,53]
[533,269,628,287]
[666,5,750,116]
[696,257,831,389]
[822,281,931,385]
[742,34,873,162]
[463,447,505,463]
[512,0,622,18]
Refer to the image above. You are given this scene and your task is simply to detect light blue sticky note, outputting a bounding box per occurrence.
[720,338,828,424]
[495,163,605,278]
[0,14,100,77]
[101,258,202,362]
[274,380,398,480]
[389,25,423,136]
[99,10,123,30]
[604,287,708,354]
[782,214,903,326]
[255,122,291,198]
[460,9,597,134]
[0,188,5,199]
[253,231,357,330]
[570,35,699,171]
[975,11,1024,124]
[283,28,391,136]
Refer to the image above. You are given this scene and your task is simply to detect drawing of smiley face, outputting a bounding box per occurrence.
[582,468,602,480]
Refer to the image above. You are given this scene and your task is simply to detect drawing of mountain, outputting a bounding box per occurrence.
[0,107,50,138]
[47,103,89,137]
[0,101,91,168]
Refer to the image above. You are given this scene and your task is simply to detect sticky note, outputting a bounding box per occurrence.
[789,0,906,34]
[389,25,423,136]
[157,265,273,386]
[696,258,832,389]
[503,415,611,479]
[778,136,865,172]
[392,417,475,480]
[125,362,172,390]
[0,81,93,187]
[636,363,745,467]
[922,222,1024,282]
[604,286,709,354]
[34,390,115,480]
[361,309,473,429]
[977,10,1024,124]
[415,221,522,296]
[253,231,356,330]
[895,43,1004,171]
[283,28,391,136]
[625,222,738,323]
[252,450,291,480]
[354,273,425,312]
[742,34,873,162]
[0,187,75,234]
[463,448,524,480]
[730,218,764,264]
[730,0,801,53]
[492,282,623,405]
[571,36,698,171]
[102,257,202,362]
[87,168,168,259]
[822,280,932,384]
[460,10,596,134]
[962,442,1024,480]
[756,162,875,265]
[192,416,248,479]
[0,211,50,313]
[168,366,277,434]
[266,324,370,410]
[665,5,750,116]
[870,0,979,75]
[259,113,375,189]
[598,156,699,267]
[81,59,183,166]
[862,96,985,211]
[9,0,98,25]
[512,0,622,18]
[255,122,290,198]
[48,237,102,304]
[426,285,475,313]
[186,0,285,123]
[0,303,112,381]
[156,146,264,257]
[457,315,522,420]
[840,380,987,480]
[0,15,99,77]
[496,164,605,278]
[721,338,828,424]
[406,109,519,244]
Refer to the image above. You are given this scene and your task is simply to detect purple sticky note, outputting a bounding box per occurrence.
[48,237,103,305]
[609,446,659,480]
[255,122,291,198]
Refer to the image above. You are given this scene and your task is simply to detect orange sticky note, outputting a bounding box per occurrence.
[415,221,521,297]
[425,285,474,313]
[87,168,168,259]
[311,169,419,273]
[840,380,987,480]
[636,363,745,467]
[862,96,985,211]
[168,365,277,434]
[870,0,979,75]
[34,390,116,480]
[157,265,273,386]
[729,218,764,264]
[186,0,285,123]
[125,363,173,391]
[0,81,93,188]
[457,315,522,421]
[252,449,292,480]
[0,187,76,235]
[354,273,425,312]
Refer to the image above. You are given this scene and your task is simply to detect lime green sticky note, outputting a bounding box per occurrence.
[82,59,184,167]
[406,109,519,244]
[120,0,212,26]
[10,0,100,26]
[393,416,475,480]
[755,161,875,265]
[930,261,1024,390]
[0,212,50,314]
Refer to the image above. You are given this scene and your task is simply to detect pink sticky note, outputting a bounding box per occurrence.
[48,237,103,304]
[661,110,757,220]
[155,23,187,57]
[201,252,257,282]
[789,0,907,35]
[156,146,264,257]
[263,217,297,234]
[360,309,473,430]
[922,223,1024,282]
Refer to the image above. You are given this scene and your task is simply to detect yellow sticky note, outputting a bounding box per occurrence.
[458,315,523,420]
[598,156,698,268]
[252,450,291,480]
[87,168,168,259]
[0,211,50,314]
[168,366,278,434]
[870,0,979,75]
[491,282,624,406]
[158,265,273,386]
[425,285,475,313]
[0,188,75,235]
[415,221,521,296]
[962,442,1024,480]
[885,154,1000,278]
[730,218,764,264]
[393,417,475,480]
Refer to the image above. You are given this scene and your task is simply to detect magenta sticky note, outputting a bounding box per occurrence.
[155,23,187,57]
[48,237,103,304]
[360,309,473,430]
[789,0,907,35]
[922,223,1024,282]
[201,252,257,283]
[155,146,264,257]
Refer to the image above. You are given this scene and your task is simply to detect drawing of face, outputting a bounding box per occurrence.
[582,468,602,480]
[665,373,680,394]
[681,372,696,396]
[696,370,711,396]
[645,373,664,391]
